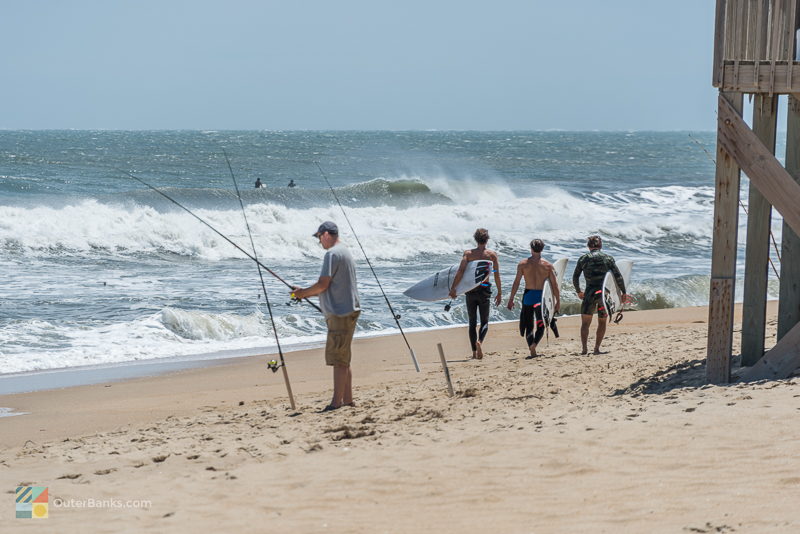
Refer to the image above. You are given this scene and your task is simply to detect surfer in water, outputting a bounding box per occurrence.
[506,239,560,358]
[255,177,264,189]
[288,179,296,188]
[449,228,502,359]
[572,235,626,355]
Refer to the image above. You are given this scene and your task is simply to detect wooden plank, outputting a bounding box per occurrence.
[740,321,800,381]
[706,91,743,385]
[713,0,728,86]
[770,0,787,59]
[742,94,778,366]
[779,94,800,340]
[719,61,800,92]
[708,278,736,384]
[717,95,800,236]
[782,0,797,60]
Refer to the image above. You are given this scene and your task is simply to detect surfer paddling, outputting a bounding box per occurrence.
[572,235,626,355]
[507,239,560,358]
[449,228,502,359]
[291,221,361,411]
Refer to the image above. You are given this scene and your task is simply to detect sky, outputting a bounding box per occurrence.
[0,0,721,131]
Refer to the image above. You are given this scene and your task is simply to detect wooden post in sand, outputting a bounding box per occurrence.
[707,92,742,385]
[741,94,778,366]
[778,95,800,341]
[437,343,455,397]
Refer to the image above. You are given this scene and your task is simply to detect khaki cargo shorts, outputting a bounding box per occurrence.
[325,311,360,366]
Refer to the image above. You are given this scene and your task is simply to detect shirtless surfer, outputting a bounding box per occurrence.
[507,239,560,358]
[449,228,502,359]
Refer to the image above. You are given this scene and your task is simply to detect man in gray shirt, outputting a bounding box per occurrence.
[291,221,360,411]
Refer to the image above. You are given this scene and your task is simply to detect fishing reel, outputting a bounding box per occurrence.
[287,292,303,306]
[266,359,282,373]
[444,299,453,312]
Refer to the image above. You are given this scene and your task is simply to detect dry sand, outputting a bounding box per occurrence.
[2,302,799,533]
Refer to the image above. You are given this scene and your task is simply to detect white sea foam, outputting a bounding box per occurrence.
[0,181,752,265]
[0,310,332,374]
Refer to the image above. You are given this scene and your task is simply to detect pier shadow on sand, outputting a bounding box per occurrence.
[608,353,800,397]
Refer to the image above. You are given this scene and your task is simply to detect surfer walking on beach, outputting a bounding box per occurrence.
[572,235,626,355]
[291,221,361,411]
[506,239,560,359]
[449,228,502,359]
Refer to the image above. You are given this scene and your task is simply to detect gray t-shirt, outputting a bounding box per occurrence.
[319,242,360,316]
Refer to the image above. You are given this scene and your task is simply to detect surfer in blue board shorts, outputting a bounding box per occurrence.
[507,239,560,359]
[572,235,626,355]
[449,228,502,359]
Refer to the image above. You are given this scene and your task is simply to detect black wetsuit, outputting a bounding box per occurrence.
[519,289,545,348]
[572,250,625,318]
[466,283,491,352]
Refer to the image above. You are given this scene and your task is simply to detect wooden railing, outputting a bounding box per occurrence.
[713,0,799,89]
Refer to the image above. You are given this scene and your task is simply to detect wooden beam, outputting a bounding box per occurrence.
[713,0,727,86]
[779,94,800,340]
[717,62,800,92]
[717,95,800,236]
[742,94,777,366]
[740,321,800,381]
[707,92,743,385]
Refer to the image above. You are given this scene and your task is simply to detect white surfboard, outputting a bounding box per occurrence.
[403,260,492,302]
[602,260,633,321]
[541,257,568,331]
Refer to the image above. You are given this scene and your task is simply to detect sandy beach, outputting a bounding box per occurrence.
[2,302,799,533]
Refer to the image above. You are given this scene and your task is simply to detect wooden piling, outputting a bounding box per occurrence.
[742,94,778,366]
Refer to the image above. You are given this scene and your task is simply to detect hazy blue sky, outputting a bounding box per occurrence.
[0,1,720,130]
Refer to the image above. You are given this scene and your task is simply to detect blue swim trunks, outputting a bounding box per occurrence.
[522,289,542,306]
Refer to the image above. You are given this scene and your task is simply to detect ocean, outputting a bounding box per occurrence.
[0,130,784,375]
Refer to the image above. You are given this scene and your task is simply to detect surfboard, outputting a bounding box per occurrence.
[403,260,492,302]
[601,260,634,321]
[541,257,568,332]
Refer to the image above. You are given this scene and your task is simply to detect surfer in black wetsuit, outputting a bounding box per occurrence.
[449,228,502,359]
[507,239,560,358]
[572,235,626,355]
[288,179,296,188]
[255,178,264,189]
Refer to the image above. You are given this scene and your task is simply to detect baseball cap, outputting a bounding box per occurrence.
[313,221,338,237]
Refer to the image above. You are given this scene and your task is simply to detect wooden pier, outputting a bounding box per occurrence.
[709,0,800,383]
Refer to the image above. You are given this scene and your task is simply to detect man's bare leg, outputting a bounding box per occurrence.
[475,341,484,359]
[528,342,537,358]
[594,316,608,354]
[580,314,593,354]
[343,366,353,406]
[331,365,349,408]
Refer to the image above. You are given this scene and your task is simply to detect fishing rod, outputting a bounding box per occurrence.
[314,161,421,372]
[223,150,296,411]
[117,168,322,313]
[688,134,781,279]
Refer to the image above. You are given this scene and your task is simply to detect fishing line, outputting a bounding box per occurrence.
[117,168,322,313]
[223,150,296,410]
[314,161,421,372]
[688,134,781,278]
